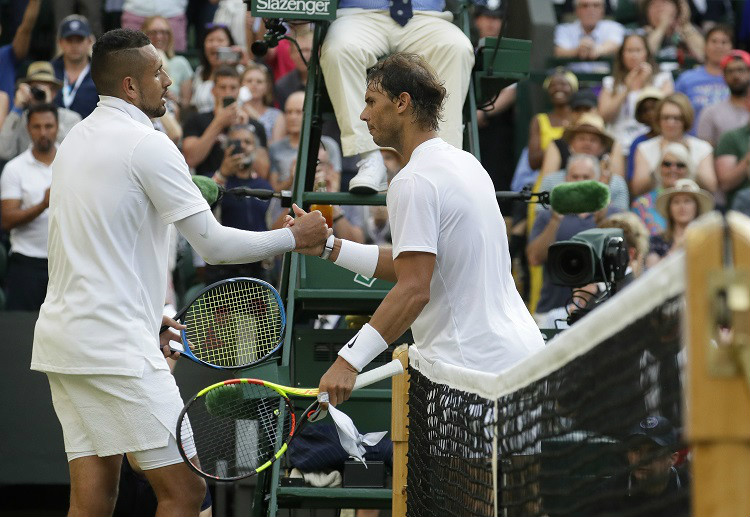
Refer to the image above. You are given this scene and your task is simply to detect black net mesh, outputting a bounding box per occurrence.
[406,294,688,517]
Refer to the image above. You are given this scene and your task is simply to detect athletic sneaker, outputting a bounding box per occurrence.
[348,150,388,194]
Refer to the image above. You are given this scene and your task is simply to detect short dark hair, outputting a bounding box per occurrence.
[366,53,446,132]
[27,103,58,123]
[706,24,734,45]
[91,28,151,95]
[214,65,240,82]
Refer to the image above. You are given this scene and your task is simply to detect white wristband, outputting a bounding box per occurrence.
[333,239,379,278]
[337,323,388,372]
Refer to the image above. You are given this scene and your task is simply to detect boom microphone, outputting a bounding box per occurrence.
[191,175,289,207]
[549,180,610,215]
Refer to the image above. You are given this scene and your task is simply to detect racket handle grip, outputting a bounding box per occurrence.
[159,325,169,334]
[353,359,404,390]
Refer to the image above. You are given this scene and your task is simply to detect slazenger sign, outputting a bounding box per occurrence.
[252,0,337,20]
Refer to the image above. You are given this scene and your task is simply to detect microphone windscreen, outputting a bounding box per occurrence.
[192,175,220,206]
[549,180,610,214]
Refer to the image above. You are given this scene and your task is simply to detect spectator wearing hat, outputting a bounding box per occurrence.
[537,113,630,213]
[626,87,666,182]
[591,416,689,517]
[528,70,578,171]
[554,0,625,65]
[632,93,717,197]
[696,50,750,148]
[647,178,713,266]
[632,142,693,236]
[540,111,625,179]
[0,62,82,161]
[52,15,99,119]
[599,34,673,154]
[674,25,733,130]
[0,0,41,113]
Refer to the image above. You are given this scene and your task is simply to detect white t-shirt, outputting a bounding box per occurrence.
[554,19,625,50]
[387,138,544,374]
[31,96,210,376]
[0,148,53,258]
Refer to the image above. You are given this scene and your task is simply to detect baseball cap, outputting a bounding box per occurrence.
[59,15,91,39]
[570,89,598,109]
[627,416,678,448]
[720,49,750,70]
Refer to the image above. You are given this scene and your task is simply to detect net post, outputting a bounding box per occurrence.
[685,212,750,516]
[391,344,409,516]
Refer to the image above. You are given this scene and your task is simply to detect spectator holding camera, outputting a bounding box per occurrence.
[205,125,274,283]
[191,24,247,114]
[0,62,82,162]
[182,65,266,178]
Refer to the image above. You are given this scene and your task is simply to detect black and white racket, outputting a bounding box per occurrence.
[161,277,285,370]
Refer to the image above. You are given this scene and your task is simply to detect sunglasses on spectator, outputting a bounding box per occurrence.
[661,161,687,169]
[205,22,229,30]
[660,114,683,122]
[578,1,603,7]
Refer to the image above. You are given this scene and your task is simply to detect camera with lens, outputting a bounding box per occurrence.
[29,86,47,102]
[547,228,629,287]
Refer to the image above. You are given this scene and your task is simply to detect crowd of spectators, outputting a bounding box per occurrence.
[0,0,748,331]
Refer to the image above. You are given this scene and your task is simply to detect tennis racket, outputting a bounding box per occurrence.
[176,358,404,481]
[160,277,285,370]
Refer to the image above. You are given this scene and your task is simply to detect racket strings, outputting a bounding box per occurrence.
[183,281,283,367]
[185,383,293,479]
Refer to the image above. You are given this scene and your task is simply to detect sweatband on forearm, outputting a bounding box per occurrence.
[337,323,388,372]
[333,239,379,278]
[175,210,295,265]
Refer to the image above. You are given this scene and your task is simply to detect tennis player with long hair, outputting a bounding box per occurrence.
[30,29,328,517]
[294,53,546,404]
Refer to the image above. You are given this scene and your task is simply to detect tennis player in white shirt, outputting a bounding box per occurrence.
[308,53,545,405]
[31,29,328,517]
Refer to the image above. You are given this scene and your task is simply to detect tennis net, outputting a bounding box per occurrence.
[405,250,688,517]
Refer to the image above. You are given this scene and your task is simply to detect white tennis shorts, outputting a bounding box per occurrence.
[47,361,196,469]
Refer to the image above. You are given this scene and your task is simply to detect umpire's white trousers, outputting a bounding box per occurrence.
[320,9,475,156]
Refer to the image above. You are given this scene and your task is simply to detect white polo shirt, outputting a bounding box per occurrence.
[387,138,545,374]
[554,19,625,50]
[31,96,210,376]
[0,148,53,258]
